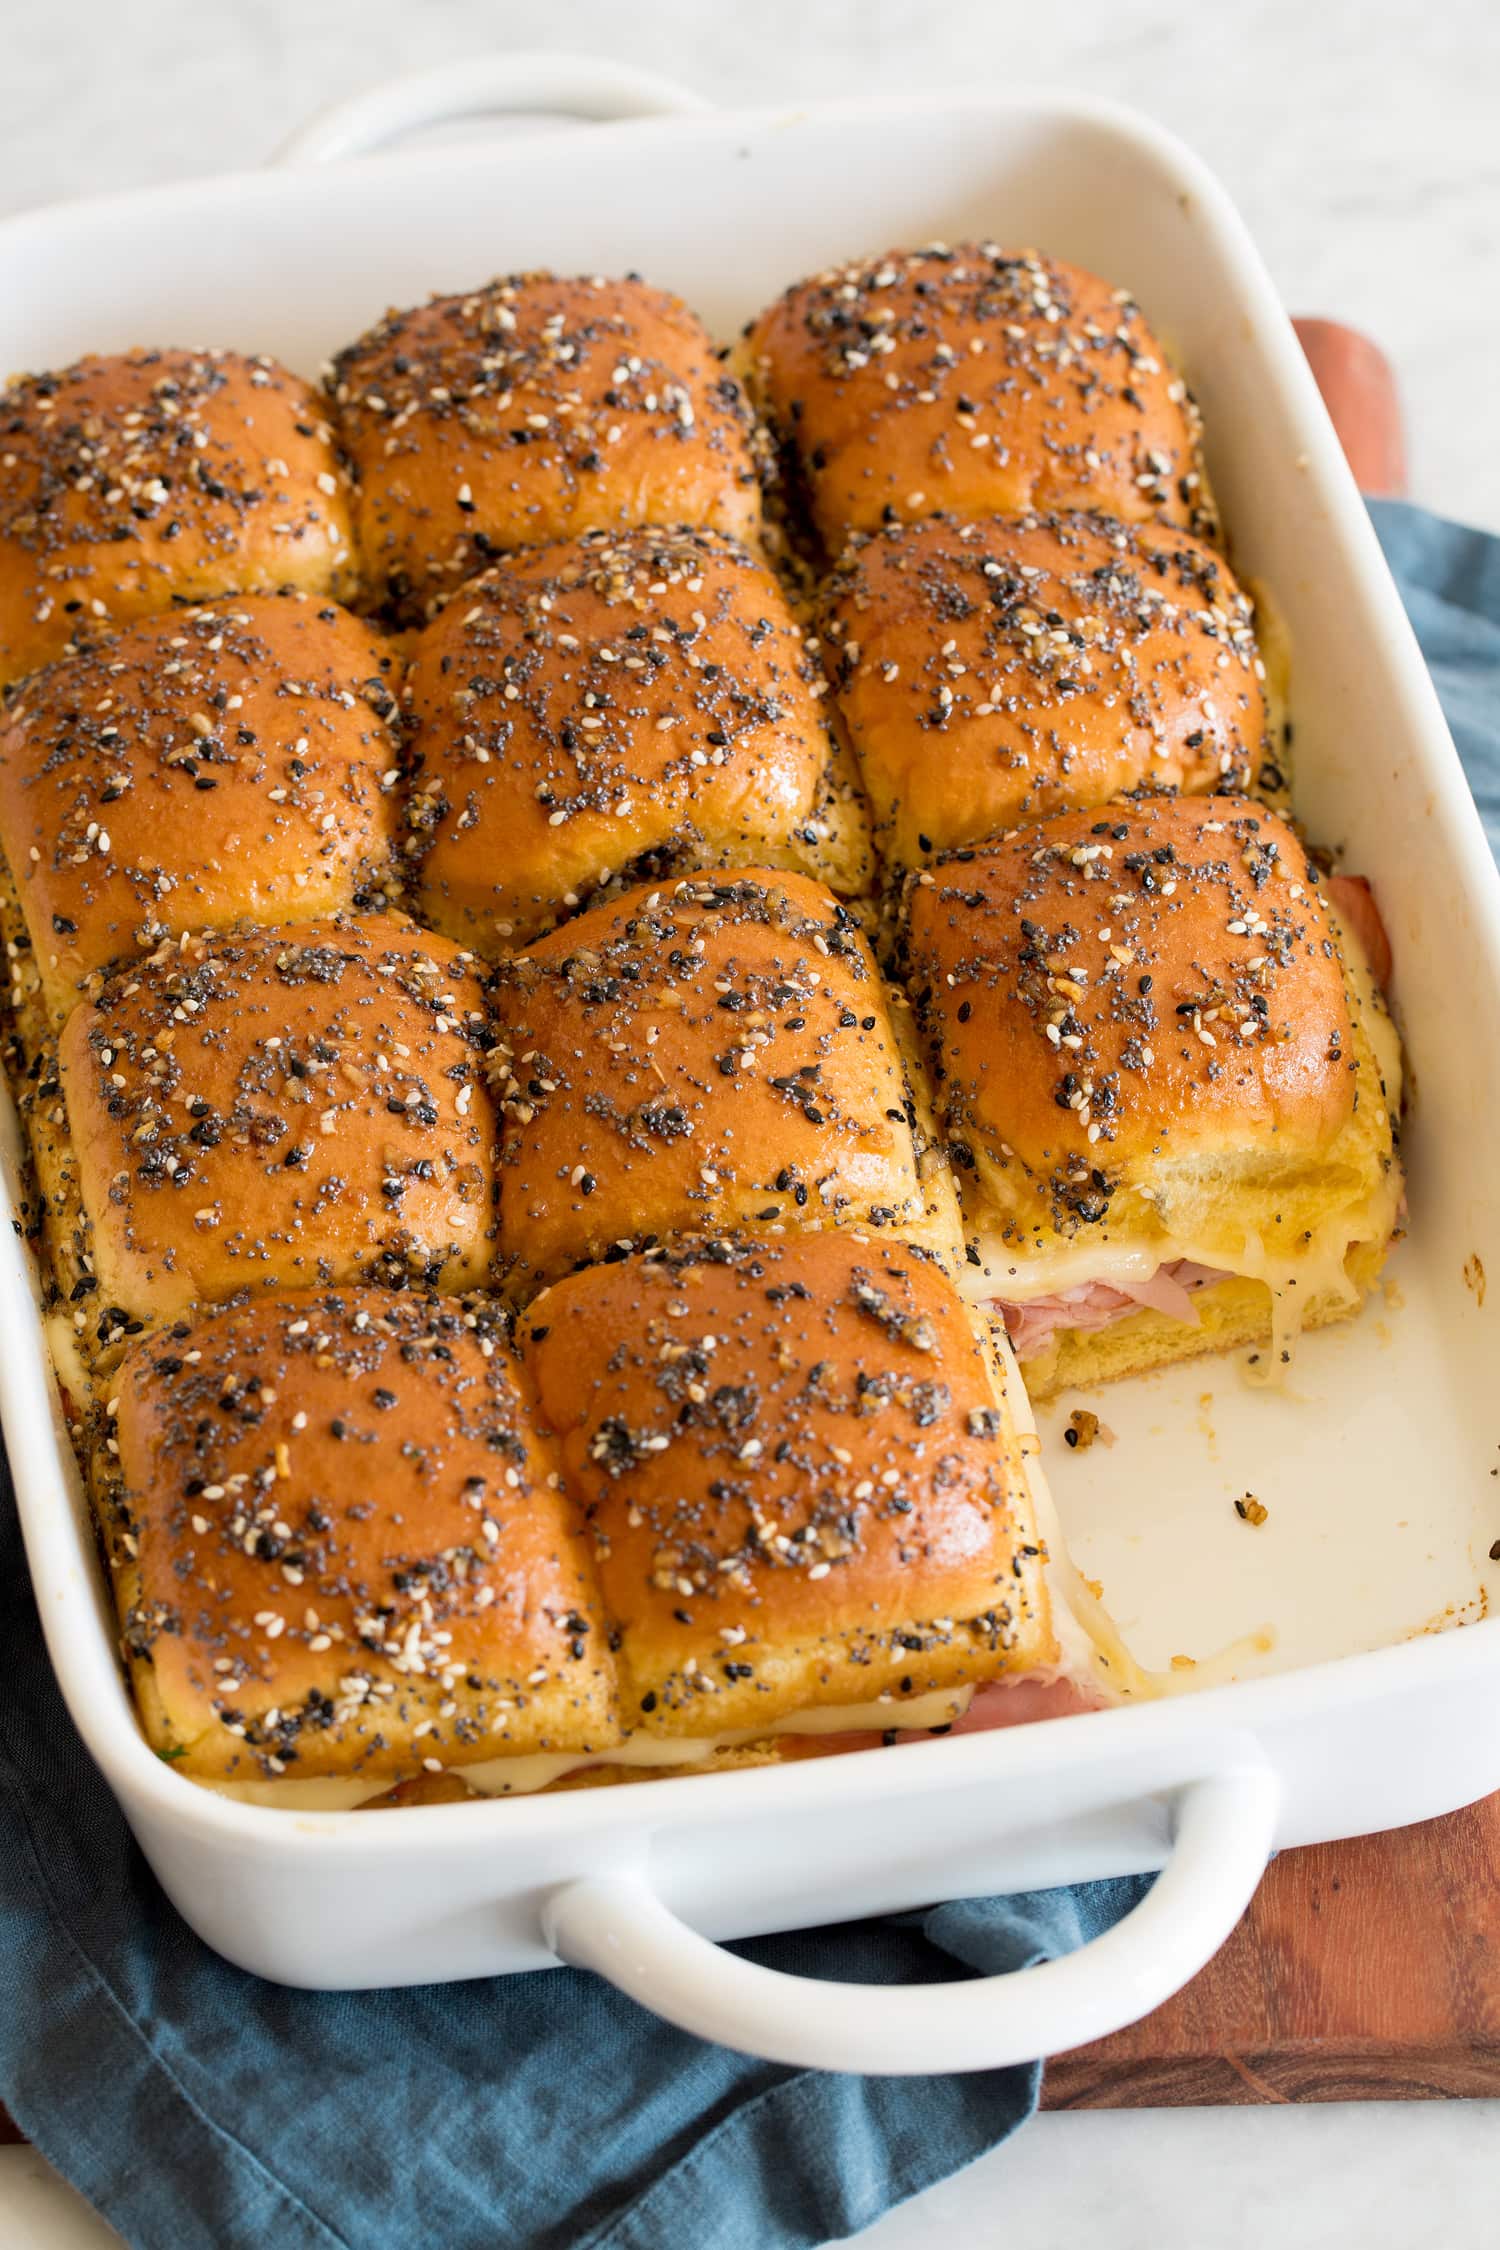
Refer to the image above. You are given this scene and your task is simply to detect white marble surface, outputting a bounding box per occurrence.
[4,0,1499,527]
[2,3,1499,2246]
[7,2099,1500,2250]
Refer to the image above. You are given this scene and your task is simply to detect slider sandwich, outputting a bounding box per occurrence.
[902,794,1402,1395]
[741,242,1212,556]
[101,1235,1108,1808]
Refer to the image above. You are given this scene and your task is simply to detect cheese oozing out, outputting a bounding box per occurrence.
[954,901,1403,1371]
[203,1684,980,1811]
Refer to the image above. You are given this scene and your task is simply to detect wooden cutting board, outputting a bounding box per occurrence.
[1044,1792,1500,2105]
[2,1794,1495,2144]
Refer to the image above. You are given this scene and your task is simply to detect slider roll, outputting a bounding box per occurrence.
[519,1230,1057,1736]
[105,1290,617,1788]
[742,245,1210,555]
[405,526,871,948]
[0,596,401,1030]
[823,514,1271,870]
[902,794,1403,1394]
[330,273,765,617]
[51,914,498,1343]
[489,869,956,1292]
[0,350,357,688]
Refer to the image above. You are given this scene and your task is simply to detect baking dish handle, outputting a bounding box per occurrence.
[272,52,711,167]
[543,1763,1277,2073]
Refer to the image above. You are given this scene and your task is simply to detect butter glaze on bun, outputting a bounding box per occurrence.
[0,349,356,687]
[742,245,1210,554]
[106,1289,616,1785]
[0,595,401,1024]
[823,513,1270,869]
[489,868,955,1291]
[404,525,871,948]
[330,273,764,616]
[53,914,498,1338]
[519,1230,1056,1735]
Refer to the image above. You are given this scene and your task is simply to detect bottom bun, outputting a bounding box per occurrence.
[362,1732,852,1807]
[1017,1238,1390,1402]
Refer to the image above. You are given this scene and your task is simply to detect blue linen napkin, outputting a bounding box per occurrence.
[0,499,1493,2250]
[1367,501,1500,852]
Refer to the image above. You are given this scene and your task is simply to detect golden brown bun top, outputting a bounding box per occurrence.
[822,513,1269,864]
[0,350,357,687]
[111,1289,616,1781]
[744,245,1209,551]
[489,868,931,1288]
[330,273,764,612]
[520,1230,1054,1732]
[59,913,499,1322]
[903,794,1355,1228]
[0,595,401,1020]
[406,526,858,947]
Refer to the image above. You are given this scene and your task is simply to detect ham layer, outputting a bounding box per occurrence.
[998,1258,1230,1359]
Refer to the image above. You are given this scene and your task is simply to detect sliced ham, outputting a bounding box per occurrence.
[1113,1257,1228,1320]
[886,1673,1107,1747]
[524,1680,1104,1790]
[998,1257,1229,1359]
[1327,873,1393,991]
[992,875,1391,1366]
[944,1675,1108,1729]
[699,1682,1096,1768]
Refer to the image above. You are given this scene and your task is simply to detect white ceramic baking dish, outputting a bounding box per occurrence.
[3,54,1499,2076]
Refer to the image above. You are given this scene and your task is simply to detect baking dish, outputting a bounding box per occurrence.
[2,53,1499,2074]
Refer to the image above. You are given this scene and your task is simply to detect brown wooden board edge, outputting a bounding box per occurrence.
[1044,2038,1500,2108]
[1041,1791,1500,2107]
